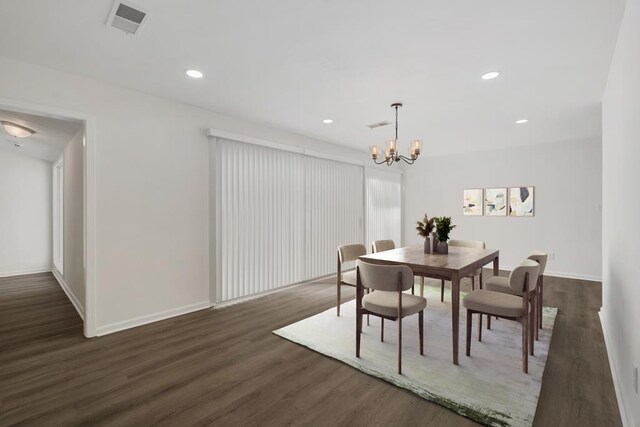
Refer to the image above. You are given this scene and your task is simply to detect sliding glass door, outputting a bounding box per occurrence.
[212,137,401,303]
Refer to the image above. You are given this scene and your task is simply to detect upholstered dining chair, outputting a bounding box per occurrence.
[484,251,548,340]
[371,240,415,295]
[439,240,486,302]
[371,239,395,253]
[355,260,427,375]
[463,259,540,373]
[336,244,367,316]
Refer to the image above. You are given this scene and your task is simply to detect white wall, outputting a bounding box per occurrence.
[60,128,85,314]
[0,55,365,334]
[602,0,640,424]
[0,148,52,276]
[403,137,602,280]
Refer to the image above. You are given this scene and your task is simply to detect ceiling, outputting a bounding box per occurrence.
[0,109,82,161]
[0,0,625,156]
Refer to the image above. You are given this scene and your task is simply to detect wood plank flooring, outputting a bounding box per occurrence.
[0,271,621,426]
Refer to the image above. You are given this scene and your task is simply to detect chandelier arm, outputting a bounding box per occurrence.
[398,155,417,165]
[372,157,390,165]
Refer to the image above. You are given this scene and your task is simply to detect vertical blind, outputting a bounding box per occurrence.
[213,137,401,303]
[215,139,304,302]
[304,157,364,278]
[365,168,402,249]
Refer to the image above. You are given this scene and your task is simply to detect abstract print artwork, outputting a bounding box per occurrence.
[484,188,507,216]
[509,186,535,216]
[463,189,483,216]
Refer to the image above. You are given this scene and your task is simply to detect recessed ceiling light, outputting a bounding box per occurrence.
[481,71,500,80]
[1,121,36,138]
[323,119,333,124]
[185,69,204,79]
[515,119,529,124]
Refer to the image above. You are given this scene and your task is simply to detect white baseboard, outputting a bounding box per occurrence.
[51,269,85,320]
[0,266,52,278]
[599,310,630,427]
[484,265,602,282]
[96,301,210,336]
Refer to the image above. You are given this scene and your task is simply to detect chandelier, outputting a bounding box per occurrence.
[370,103,422,166]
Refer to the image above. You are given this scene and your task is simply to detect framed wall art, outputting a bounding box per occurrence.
[463,188,483,216]
[509,186,535,216]
[484,188,507,216]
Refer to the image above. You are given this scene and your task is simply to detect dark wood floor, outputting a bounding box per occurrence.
[0,271,621,426]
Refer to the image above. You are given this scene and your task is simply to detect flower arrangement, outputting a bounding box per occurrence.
[415,213,435,238]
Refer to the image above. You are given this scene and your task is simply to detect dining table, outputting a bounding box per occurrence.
[359,245,500,365]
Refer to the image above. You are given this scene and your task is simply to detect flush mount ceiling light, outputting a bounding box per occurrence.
[1,121,36,138]
[369,103,422,166]
[322,119,333,124]
[515,119,529,124]
[481,71,500,80]
[185,69,204,79]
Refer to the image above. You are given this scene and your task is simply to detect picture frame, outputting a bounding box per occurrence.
[484,188,508,216]
[463,188,483,216]
[509,186,535,217]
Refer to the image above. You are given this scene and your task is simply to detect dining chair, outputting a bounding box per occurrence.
[484,251,548,340]
[462,259,540,373]
[336,244,367,316]
[371,240,416,295]
[355,260,427,375]
[440,240,486,302]
[371,239,395,253]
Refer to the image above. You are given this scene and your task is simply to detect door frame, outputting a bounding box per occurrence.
[0,97,97,338]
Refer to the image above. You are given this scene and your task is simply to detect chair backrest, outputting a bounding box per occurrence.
[527,251,548,276]
[448,240,486,249]
[371,240,395,253]
[356,260,414,292]
[509,259,540,293]
[338,244,367,263]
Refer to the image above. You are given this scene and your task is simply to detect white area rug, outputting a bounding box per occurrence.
[273,286,557,427]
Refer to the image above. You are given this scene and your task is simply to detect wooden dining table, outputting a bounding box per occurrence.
[359,245,500,365]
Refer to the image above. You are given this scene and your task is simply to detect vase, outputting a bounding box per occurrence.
[436,241,449,254]
[432,233,438,252]
[424,235,432,254]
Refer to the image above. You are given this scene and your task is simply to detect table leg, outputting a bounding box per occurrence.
[420,276,424,298]
[493,255,500,277]
[451,273,460,365]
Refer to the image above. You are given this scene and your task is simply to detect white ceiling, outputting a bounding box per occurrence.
[0,0,625,156]
[0,109,82,161]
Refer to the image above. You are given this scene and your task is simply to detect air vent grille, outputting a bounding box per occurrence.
[107,2,148,35]
[366,121,391,129]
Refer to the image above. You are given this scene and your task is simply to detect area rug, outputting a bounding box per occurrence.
[273,285,557,427]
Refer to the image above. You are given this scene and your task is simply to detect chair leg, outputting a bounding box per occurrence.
[419,310,424,355]
[381,318,384,342]
[356,308,362,357]
[337,282,341,316]
[478,313,483,342]
[366,288,370,326]
[411,285,415,295]
[487,314,491,330]
[480,270,483,289]
[471,275,475,291]
[529,303,535,356]
[398,315,403,375]
[538,278,544,330]
[466,309,472,356]
[522,314,529,374]
[533,294,540,341]
[441,279,445,302]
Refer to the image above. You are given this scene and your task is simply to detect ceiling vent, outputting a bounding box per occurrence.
[366,120,391,130]
[107,1,148,35]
